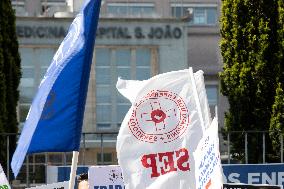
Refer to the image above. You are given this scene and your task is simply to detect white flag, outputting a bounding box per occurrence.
[0,164,11,189]
[116,68,205,189]
[193,118,223,189]
[194,70,212,129]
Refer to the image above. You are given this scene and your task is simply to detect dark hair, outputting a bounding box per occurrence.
[77,173,88,182]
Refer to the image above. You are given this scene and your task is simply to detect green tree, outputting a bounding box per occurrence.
[269,84,284,153]
[220,0,282,163]
[269,0,284,156]
[0,0,21,174]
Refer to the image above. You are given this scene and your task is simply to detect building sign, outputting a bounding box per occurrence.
[48,164,284,188]
[16,26,67,39]
[223,183,282,189]
[223,164,284,187]
[16,24,183,40]
[96,25,182,39]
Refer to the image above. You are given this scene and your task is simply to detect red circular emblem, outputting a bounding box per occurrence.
[128,90,190,143]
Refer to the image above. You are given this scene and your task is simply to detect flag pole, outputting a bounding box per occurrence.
[68,151,79,189]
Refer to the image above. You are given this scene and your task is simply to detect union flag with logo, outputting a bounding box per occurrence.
[116,68,221,189]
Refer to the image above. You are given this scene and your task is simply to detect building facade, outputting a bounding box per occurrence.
[12,0,227,186]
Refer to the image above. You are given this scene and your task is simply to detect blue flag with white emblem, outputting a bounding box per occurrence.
[11,0,102,177]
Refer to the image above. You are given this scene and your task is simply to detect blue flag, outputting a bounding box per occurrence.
[11,0,102,177]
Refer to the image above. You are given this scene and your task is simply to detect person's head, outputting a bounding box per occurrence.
[77,173,88,189]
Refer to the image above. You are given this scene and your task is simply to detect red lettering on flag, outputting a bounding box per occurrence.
[141,148,190,178]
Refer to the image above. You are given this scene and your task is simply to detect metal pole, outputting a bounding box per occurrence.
[245,132,248,164]
[227,133,230,164]
[181,0,184,17]
[6,135,10,181]
[26,155,30,188]
[100,134,104,165]
[175,0,177,18]
[83,133,86,165]
[263,132,266,163]
[126,0,129,17]
[45,153,48,184]
[281,135,283,163]
[63,153,67,166]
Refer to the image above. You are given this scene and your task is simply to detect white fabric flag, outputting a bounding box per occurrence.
[194,70,212,129]
[116,68,205,189]
[0,164,11,189]
[193,118,223,189]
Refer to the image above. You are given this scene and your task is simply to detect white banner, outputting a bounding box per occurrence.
[116,68,206,189]
[0,164,10,189]
[88,165,124,189]
[26,181,68,189]
[193,118,223,189]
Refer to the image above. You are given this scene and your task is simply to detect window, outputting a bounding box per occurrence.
[18,47,57,130]
[97,153,113,165]
[205,85,218,116]
[18,152,72,184]
[95,47,157,130]
[171,4,217,25]
[107,3,155,17]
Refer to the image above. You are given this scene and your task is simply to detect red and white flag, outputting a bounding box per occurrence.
[116,68,206,189]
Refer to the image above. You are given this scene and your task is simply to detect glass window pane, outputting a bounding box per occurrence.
[20,105,30,122]
[206,86,218,105]
[207,8,217,25]
[33,165,45,183]
[96,105,111,122]
[22,68,34,78]
[136,67,150,80]
[96,48,111,66]
[172,7,182,17]
[107,6,117,14]
[116,49,131,66]
[48,153,62,164]
[194,8,206,24]
[20,78,34,87]
[117,104,130,122]
[36,48,55,67]
[97,123,111,128]
[40,67,48,79]
[117,67,130,79]
[20,87,34,103]
[117,6,127,15]
[35,154,45,163]
[117,91,129,103]
[108,6,127,15]
[108,5,154,16]
[130,7,140,16]
[19,48,34,66]
[66,153,73,163]
[136,49,150,66]
[96,67,111,85]
[96,86,111,103]
[97,153,112,163]
[143,7,154,14]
